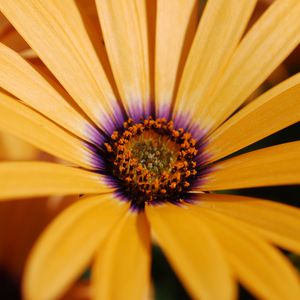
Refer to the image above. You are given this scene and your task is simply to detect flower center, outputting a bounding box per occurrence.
[104,117,198,209]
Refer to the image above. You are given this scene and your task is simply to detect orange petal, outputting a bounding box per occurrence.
[96,0,150,118]
[205,73,300,162]
[0,43,92,141]
[0,162,112,200]
[0,91,95,169]
[0,132,38,161]
[204,0,300,132]
[0,0,120,133]
[23,195,128,300]
[155,0,198,117]
[93,211,151,300]
[200,141,300,190]
[173,0,256,132]
[196,208,300,300]
[197,193,300,255]
[146,203,236,300]
[75,0,117,91]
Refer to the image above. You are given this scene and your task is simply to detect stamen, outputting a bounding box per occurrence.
[104,117,199,209]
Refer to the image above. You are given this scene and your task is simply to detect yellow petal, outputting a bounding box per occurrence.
[155,0,198,117]
[205,73,300,162]
[200,141,300,190]
[23,195,128,300]
[146,203,236,300]
[197,193,300,255]
[75,0,118,94]
[0,43,92,141]
[93,211,151,300]
[0,132,38,160]
[196,208,300,300]
[0,91,95,169]
[203,0,300,132]
[96,0,150,118]
[74,0,106,66]
[0,0,120,133]
[173,0,256,132]
[0,162,111,200]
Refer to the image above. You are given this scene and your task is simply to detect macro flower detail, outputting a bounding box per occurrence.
[102,117,201,209]
[0,0,299,300]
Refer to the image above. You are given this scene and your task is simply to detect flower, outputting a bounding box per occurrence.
[0,0,299,299]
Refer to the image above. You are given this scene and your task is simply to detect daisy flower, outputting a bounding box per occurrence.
[0,0,299,299]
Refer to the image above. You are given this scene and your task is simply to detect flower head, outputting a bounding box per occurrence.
[0,0,300,300]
